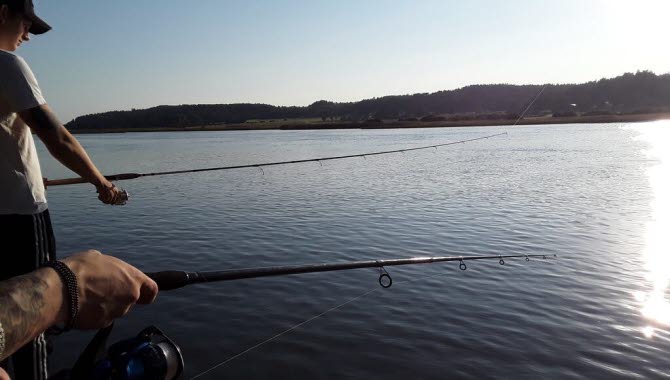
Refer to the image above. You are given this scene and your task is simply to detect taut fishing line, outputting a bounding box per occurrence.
[190,287,379,379]
[185,85,550,377]
[57,86,552,379]
[43,133,507,188]
[188,254,554,378]
[45,84,546,192]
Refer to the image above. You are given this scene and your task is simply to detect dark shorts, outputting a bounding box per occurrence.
[0,209,56,380]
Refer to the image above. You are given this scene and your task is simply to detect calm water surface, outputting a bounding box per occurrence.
[38,123,670,379]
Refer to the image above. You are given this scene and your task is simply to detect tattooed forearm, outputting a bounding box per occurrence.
[0,270,55,361]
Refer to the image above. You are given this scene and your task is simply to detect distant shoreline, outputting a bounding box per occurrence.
[68,112,670,134]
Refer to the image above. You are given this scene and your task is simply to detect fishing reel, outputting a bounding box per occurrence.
[113,189,129,206]
[93,326,183,380]
[55,325,183,380]
[96,184,129,206]
[98,184,130,206]
[105,187,129,206]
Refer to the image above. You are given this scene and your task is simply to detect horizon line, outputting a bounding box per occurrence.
[69,69,666,122]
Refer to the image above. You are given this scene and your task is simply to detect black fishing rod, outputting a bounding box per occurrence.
[146,253,556,290]
[59,253,555,380]
[45,84,547,191]
[43,132,507,187]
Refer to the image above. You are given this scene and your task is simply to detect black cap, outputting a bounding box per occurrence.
[3,0,51,34]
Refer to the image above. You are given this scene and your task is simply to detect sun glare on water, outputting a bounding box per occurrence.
[629,121,670,337]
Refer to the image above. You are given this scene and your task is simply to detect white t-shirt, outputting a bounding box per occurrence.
[0,50,47,215]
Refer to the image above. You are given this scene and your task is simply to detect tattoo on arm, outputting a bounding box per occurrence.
[0,273,49,361]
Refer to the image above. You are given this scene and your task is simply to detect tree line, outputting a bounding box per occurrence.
[66,70,670,131]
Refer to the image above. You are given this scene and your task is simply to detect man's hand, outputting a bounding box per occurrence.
[61,250,158,329]
[0,250,158,362]
[94,180,123,205]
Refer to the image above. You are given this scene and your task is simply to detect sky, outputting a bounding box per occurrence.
[18,0,670,122]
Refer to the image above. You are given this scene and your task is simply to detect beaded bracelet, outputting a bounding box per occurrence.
[0,320,5,358]
[43,261,79,331]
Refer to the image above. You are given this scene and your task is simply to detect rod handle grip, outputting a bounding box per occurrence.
[43,173,141,187]
[44,177,89,187]
[146,271,191,291]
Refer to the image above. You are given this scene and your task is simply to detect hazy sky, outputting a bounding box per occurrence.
[18,0,670,122]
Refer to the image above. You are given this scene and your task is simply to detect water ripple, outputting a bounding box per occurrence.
[36,124,670,378]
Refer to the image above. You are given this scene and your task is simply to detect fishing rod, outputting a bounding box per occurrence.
[59,253,555,380]
[43,132,508,187]
[146,253,556,291]
[45,84,547,190]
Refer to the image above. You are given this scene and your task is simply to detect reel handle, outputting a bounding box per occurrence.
[112,189,129,206]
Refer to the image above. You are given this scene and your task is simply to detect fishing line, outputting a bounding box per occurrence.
[190,271,429,378]
[188,254,543,378]
[45,85,547,189]
[43,133,508,187]
[190,286,379,379]
[512,85,547,127]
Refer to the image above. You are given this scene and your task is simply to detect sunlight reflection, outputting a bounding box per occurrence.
[633,291,646,302]
[629,121,670,337]
[642,326,655,339]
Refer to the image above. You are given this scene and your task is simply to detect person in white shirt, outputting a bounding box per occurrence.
[0,1,123,378]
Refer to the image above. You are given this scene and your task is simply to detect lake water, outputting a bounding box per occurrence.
[37,122,670,379]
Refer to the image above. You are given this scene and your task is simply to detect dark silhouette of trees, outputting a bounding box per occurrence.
[66,71,670,131]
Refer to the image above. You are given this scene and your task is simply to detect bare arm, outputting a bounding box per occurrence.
[18,104,121,204]
[0,268,65,361]
[0,251,159,362]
